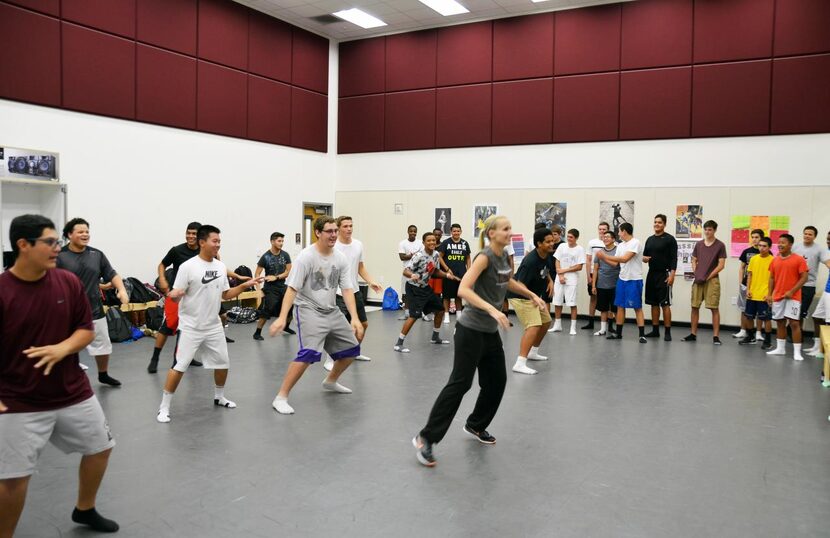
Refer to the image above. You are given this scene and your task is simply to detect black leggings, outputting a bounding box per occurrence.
[420,323,506,444]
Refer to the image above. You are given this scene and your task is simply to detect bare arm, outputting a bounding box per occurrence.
[707,257,726,280]
[157,262,169,293]
[222,276,265,301]
[357,262,382,293]
[745,269,754,300]
[592,261,599,290]
[23,328,95,376]
[110,274,129,304]
[738,262,747,285]
[269,287,298,335]
[339,288,365,339]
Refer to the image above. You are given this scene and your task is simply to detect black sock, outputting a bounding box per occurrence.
[151,347,161,361]
[639,326,645,337]
[396,336,405,346]
[665,326,671,336]
[432,330,440,341]
[253,328,262,336]
[72,507,119,533]
[615,324,623,337]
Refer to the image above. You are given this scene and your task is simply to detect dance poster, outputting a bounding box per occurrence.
[534,202,567,231]
[434,208,451,235]
[676,240,697,281]
[676,205,703,238]
[599,201,634,236]
[473,204,498,238]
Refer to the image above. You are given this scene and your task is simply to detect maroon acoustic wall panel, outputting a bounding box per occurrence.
[621,0,692,69]
[198,0,248,71]
[0,3,61,106]
[291,87,327,152]
[493,14,553,81]
[292,29,329,94]
[771,54,830,135]
[553,73,619,142]
[136,45,197,130]
[62,23,135,119]
[692,61,770,137]
[248,75,291,146]
[62,0,135,39]
[620,67,691,140]
[774,0,830,57]
[137,0,197,56]
[436,84,492,148]
[386,31,437,92]
[555,3,621,75]
[249,11,292,83]
[339,38,385,97]
[693,0,774,63]
[338,95,384,154]
[492,79,552,145]
[4,0,58,16]
[437,22,492,87]
[385,90,436,151]
[197,61,247,138]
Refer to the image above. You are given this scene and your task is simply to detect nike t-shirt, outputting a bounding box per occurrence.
[173,256,229,332]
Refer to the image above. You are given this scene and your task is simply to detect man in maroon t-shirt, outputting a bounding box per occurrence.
[0,215,119,535]
[682,220,727,345]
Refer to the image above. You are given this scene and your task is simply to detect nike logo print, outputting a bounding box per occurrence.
[201,275,221,284]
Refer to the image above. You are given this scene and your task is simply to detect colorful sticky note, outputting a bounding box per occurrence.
[731,215,750,229]
[731,229,749,243]
[731,242,749,258]
[770,216,789,230]
[750,216,769,234]
[769,230,786,242]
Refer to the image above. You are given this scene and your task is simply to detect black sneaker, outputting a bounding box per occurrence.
[581,321,594,330]
[639,336,648,344]
[682,334,697,342]
[761,339,773,350]
[284,327,296,335]
[606,333,622,340]
[147,358,158,374]
[463,424,496,444]
[412,435,436,467]
[713,337,722,346]
[253,333,264,341]
[644,329,660,338]
[664,333,672,342]
[738,336,756,345]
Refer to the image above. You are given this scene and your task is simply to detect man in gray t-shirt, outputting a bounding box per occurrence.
[591,230,621,336]
[269,217,364,415]
[793,226,823,320]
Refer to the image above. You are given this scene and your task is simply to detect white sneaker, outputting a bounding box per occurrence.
[156,410,171,423]
[569,328,577,336]
[733,330,747,338]
[355,354,372,361]
[766,347,786,356]
[323,357,334,371]
[593,329,606,336]
[214,397,237,408]
[805,344,821,355]
[512,363,537,375]
[79,363,89,371]
[272,397,294,415]
[393,345,410,353]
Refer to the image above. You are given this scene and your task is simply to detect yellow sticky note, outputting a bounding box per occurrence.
[731,215,750,229]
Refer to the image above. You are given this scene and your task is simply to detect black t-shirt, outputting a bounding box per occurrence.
[438,238,471,276]
[56,246,117,320]
[643,233,678,272]
[507,249,553,299]
[257,250,292,291]
[739,246,760,285]
[161,243,200,283]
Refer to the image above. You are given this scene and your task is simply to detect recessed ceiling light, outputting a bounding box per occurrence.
[418,0,469,16]
[332,8,387,28]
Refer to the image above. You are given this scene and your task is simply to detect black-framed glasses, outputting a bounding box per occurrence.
[320,229,338,235]
[28,237,62,247]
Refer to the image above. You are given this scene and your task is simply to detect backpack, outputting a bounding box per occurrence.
[154,268,175,291]
[382,287,400,311]
[106,307,133,343]
[231,265,254,289]
[226,306,258,323]
[126,277,159,303]
[145,305,164,331]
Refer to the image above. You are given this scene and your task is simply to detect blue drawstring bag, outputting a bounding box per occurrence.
[129,326,144,341]
[382,287,400,310]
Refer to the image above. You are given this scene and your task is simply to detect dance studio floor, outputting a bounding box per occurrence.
[15,310,830,537]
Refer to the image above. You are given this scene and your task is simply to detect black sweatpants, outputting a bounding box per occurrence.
[420,322,507,444]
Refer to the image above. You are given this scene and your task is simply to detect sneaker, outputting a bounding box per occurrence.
[393,345,411,353]
[606,334,622,340]
[253,333,264,341]
[156,410,171,423]
[147,358,158,374]
[639,336,648,344]
[581,321,594,330]
[664,333,672,342]
[214,397,237,408]
[463,424,496,445]
[732,329,747,339]
[412,435,436,467]
[430,338,451,345]
[738,336,756,345]
[593,329,606,336]
[681,334,697,342]
[761,340,773,350]
[713,337,722,346]
[644,329,660,338]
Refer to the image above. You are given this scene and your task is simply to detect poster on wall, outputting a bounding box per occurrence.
[473,205,498,238]
[534,202,567,231]
[510,234,526,265]
[0,146,59,181]
[676,205,703,238]
[730,215,790,257]
[677,240,697,281]
[434,208,451,236]
[599,201,634,236]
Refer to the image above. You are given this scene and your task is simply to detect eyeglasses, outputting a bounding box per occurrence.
[320,229,338,235]
[28,237,62,247]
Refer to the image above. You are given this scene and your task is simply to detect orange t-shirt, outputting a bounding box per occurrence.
[769,254,808,302]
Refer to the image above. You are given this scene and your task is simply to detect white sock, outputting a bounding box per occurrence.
[512,357,537,374]
[323,357,334,371]
[601,321,608,332]
[272,396,294,415]
[528,347,547,360]
[322,380,352,393]
[767,339,787,355]
[160,390,173,412]
[793,343,803,360]
[755,330,763,340]
[214,385,224,400]
[516,356,528,366]
[569,320,577,334]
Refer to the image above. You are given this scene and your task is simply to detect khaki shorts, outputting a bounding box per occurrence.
[509,298,551,328]
[691,278,721,309]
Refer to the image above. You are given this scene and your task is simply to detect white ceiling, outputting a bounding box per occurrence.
[234,0,632,41]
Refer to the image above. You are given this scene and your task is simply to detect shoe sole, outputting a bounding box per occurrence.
[462,425,496,445]
[412,436,436,467]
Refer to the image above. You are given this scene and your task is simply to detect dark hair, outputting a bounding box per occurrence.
[187,221,202,232]
[604,230,617,241]
[433,228,442,234]
[533,227,552,247]
[450,223,461,230]
[270,232,285,241]
[568,228,580,239]
[779,233,794,245]
[598,221,610,230]
[619,222,633,235]
[654,214,667,224]
[407,224,417,232]
[759,237,772,247]
[422,232,436,242]
[534,222,547,230]
[336,215,352,227]
[197,224,221,242]
[314,216,336,233]
[750,228,764,237]
[10,214,55,254]
[703,220,718,230]
[804,225,818,235]
[550,224,563,235]
[62,217,89,239]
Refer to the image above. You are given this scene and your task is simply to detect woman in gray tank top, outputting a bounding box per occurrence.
[413,216,547,467]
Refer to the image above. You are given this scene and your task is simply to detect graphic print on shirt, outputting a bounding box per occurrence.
[310,267,341,291]
[201,270,222,284]
[408,251,439,287]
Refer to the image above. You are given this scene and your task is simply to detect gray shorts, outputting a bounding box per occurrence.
[737,284,747,312]
[293,306,360,364]
[0,396,115,479]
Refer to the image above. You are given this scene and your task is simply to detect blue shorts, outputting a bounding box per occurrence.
[614,279,643,310]
[744,299,771,321]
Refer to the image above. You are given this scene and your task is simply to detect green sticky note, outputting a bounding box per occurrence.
[731,215,750,229]
[770,216,789,230]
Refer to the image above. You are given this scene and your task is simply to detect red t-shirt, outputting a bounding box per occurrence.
[769,254,809,302]
[0,268,94,413]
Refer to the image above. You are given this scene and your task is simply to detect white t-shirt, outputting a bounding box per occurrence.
[554,244,585,285]
[335,238,363,292]
[617,237,644,281]
[587,238,604,272]
[287,245,352,313]
[398,238,423,267]
[173,256,229,332]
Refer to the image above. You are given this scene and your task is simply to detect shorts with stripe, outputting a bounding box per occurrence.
[645,269,672,306]
[293,305,360,364]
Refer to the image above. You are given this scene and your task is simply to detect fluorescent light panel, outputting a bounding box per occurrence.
[418,0,469,16]
[332,8,386,28]
[530,0,550,3]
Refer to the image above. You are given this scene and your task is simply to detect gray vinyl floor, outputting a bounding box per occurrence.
[14,310,830,537]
